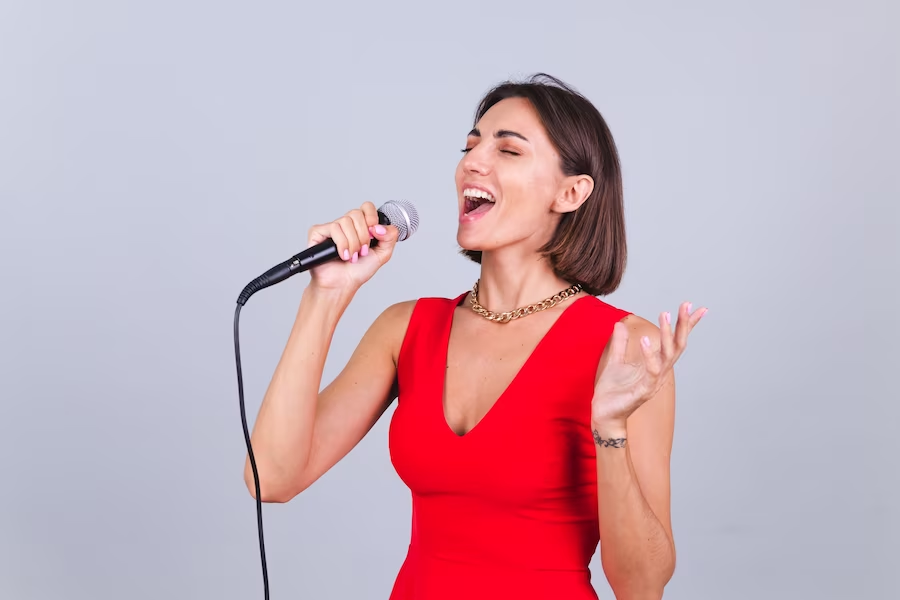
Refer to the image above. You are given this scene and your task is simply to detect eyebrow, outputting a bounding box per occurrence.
[467,127,530,143]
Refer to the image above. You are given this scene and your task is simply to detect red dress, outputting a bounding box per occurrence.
[388,293,631,599]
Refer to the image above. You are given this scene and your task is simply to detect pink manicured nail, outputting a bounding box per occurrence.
[360,244,369,257]
[374,225,386,235]
[664,312,671,324]
[351,251,358,263]
[687,302,693,313]
[342,249,350,260]
[641,336,651,347]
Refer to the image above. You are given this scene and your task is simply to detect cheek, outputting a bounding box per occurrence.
[505,169,555,214]
[531,164,562,200]
[454,160,465,186]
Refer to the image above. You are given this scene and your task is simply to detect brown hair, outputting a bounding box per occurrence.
[460,73,626,296]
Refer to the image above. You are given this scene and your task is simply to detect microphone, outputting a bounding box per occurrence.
[236,200,419,305]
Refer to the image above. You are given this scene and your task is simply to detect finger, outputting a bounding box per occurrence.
[337,215,361,260]
[692,305,709,325]
[346,209,372,258]
[673,302,708,355]
[640,333,663,376]
[368,223,399,261]
[307,224,331,249]
[360,201,379,227]
[607,321,629,363]
[329,221,352,261]
[659,310,675,363]
[673,302,692,351]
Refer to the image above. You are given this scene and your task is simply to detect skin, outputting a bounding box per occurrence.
[244,97,706,599]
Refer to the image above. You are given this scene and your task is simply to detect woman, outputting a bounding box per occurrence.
[245,74,706,599]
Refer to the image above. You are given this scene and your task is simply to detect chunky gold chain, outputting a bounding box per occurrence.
[468,279,583,323]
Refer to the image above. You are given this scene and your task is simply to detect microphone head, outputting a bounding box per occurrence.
[378,200,419,242]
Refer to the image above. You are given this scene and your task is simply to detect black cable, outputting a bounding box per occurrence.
[234,301,270,599]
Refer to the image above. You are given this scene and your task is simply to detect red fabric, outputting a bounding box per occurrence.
[388,293,631,599]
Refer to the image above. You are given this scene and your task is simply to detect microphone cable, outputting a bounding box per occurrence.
[234,300,270,600]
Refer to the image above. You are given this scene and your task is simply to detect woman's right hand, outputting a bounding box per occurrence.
[305,201,400,294]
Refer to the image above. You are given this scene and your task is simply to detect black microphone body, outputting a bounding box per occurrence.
[237,201,416,306]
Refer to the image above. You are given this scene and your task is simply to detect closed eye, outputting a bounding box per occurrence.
[462,127,529,156]
[461,148,520,156]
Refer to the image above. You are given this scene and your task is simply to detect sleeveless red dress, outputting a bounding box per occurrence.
[388,293,631,599]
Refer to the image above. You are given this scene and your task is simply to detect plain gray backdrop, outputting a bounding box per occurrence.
[1,1,896,599]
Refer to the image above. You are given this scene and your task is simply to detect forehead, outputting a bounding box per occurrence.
[475,97,545,136]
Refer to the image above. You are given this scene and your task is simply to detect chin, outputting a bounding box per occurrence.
[456,230,485,252]
[456,239,481,253]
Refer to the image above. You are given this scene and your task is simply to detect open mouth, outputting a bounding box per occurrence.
[463,188,496,216]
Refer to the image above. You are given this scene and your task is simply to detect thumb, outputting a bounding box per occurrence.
[607,321,629,364]
[368,224,399,262]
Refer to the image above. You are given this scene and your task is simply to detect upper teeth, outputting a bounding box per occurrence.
[464,188,495,202]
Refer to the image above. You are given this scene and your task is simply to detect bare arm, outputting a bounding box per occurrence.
[594,317,676,598]
[299,297,413,492]
[242,202,409,502]
[591,303,704,599]
[243,289,412,502]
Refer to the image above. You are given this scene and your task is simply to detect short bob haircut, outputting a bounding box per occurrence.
[460,74,626,297]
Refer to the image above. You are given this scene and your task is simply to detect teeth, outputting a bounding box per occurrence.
[463,188,495,202]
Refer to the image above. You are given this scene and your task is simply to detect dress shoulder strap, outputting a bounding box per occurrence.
[397,293,466,373]
[581,295,632,330]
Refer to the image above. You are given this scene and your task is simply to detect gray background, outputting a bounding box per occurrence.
[1,0,896,599]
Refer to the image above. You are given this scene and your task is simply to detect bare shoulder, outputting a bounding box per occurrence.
[366,299,418,363]
[373,299,417,331]
[378,298,418,322]
[620,313,661,343]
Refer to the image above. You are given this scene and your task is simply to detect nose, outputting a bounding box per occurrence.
[462,145,491,175]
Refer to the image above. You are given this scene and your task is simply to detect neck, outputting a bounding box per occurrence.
[475,247,577,312]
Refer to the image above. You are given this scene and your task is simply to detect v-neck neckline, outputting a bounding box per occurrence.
[438,292,591,439]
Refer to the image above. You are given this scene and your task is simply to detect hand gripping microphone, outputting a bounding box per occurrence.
[236,200,419,305]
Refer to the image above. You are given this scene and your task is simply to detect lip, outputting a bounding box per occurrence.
[458,182,498,223]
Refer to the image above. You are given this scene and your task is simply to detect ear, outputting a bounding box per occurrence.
[551,174,594,214]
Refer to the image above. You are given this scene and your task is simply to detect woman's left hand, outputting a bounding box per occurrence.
[591,302,707,429]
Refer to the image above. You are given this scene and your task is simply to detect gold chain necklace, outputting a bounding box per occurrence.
[468,279,583,323]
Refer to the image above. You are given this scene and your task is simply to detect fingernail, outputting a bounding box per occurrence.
[700,308,708,318]
[687,302,693,313]
[664,312,671,324]
[641,336,651,347]
[375,225,386,235]
[351,251,358,263]
[360,244,369,257]
[342,249,350,260]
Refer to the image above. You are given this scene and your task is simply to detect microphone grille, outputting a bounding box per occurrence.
[379,200,419,242]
